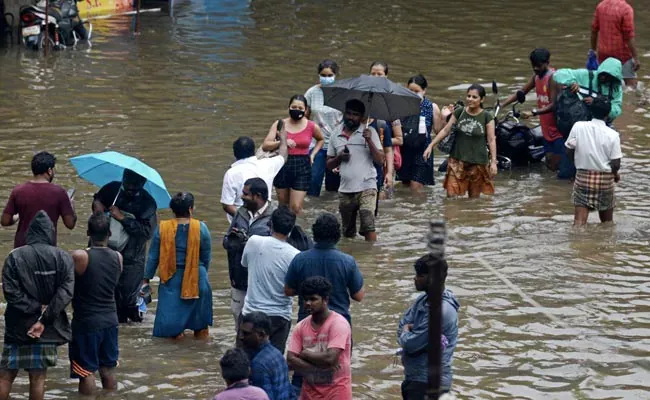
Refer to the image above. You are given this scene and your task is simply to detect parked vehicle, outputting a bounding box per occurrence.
[492,86,545,169]
[19,0,91,50]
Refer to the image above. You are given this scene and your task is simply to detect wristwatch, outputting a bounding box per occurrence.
[531,109,539,116]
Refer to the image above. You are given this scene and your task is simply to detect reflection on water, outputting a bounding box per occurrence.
[1,0,650,398]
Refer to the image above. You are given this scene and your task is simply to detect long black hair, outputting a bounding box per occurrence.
[289,94,309,109]
[317,59,339,75]
[467,83,487,108]
[407,74,428,90]
[370,61,389,75]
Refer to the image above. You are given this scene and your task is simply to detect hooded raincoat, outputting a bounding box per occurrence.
[2,211,74,345]
[553,57,624,120]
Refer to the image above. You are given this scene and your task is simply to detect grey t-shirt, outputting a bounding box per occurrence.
[327,126,382,193]
[241,235,300,321]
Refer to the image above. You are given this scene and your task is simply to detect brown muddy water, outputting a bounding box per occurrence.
[1,0,650,398]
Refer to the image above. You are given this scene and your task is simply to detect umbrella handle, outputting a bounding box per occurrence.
[112,190,120,207]
[365,92,374,137]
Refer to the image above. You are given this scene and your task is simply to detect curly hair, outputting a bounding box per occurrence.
[300,276,332,299]
[219,348,250,383]
[414,254,448,285]
[312,213,341,245]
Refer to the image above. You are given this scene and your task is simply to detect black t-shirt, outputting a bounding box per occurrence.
[72,247,122,331]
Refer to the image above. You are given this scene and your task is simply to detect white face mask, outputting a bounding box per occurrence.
[417,92,425,100]
[320,75,336,86]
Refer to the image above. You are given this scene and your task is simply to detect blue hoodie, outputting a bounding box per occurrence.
[397,289,460,390]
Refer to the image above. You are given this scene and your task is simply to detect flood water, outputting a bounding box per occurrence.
[1,0,650,398]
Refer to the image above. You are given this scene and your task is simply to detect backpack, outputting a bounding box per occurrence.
[555,70,593,138]
[402,102,434,149]
[287,225,313,251]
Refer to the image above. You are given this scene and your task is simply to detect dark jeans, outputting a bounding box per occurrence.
[558,149,576,180]
[308,149,340,196]
[115,263,144,323]
[401,380,427,400]
[268,316,291,355]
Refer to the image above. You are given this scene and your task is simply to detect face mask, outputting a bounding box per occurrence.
[289,109,305,121]
[417,92,424,100]
[320,75,335,86]
[343,118,360,131]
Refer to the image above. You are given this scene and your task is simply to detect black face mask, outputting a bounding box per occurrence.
[289,109,305,121]
[343,118,360,131]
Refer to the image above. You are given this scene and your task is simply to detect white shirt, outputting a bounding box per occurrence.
[248,202,269,223]
[220,156,285,222]
[565,119,622,172]
[241,236,300,320]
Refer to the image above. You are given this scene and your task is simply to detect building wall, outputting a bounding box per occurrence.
[4,0,21,27]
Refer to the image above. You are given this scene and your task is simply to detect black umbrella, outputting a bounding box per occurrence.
[321,75,421,122]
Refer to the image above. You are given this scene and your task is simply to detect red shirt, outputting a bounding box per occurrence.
[592,0,635,64]
[2,182,74,248]
[535,70,563,142]
[287,120,316,156]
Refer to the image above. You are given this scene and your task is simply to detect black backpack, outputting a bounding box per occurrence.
[555,70,594,138]
[287,225,313,251]
[402,100,435,149]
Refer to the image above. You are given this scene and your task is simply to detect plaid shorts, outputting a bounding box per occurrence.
[273,155,312,191]
[339,189,378,237]
[0,343,58,371]
[573,169,615,211]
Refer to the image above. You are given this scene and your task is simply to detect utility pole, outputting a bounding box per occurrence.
[426,221,446,399]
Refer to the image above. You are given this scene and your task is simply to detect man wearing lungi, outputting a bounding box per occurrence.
[565,97,623,225]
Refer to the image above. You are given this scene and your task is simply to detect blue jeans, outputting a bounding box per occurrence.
[545,138,575,180]
[308,149,340,196]
[557,143,576,180]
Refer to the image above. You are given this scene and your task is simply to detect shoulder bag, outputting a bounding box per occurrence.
[256,119,284,159]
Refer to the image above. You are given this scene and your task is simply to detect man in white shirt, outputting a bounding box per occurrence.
[565,97,622,225]
[221,134,288,222]
[240,206,299,354]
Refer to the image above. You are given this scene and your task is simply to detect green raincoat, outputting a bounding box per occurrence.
[553,57,624,120]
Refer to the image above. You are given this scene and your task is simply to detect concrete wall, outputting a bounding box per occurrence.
[4,0,28,27]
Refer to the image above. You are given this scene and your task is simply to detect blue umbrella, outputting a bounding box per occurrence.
[70,151,171,209]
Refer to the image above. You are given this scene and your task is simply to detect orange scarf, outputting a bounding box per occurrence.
[158,218,201,299]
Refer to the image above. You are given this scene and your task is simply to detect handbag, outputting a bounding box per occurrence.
[437,107,464,154]
[108,211,134,252]
[256,119,284,159]
[376,119,403,170]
